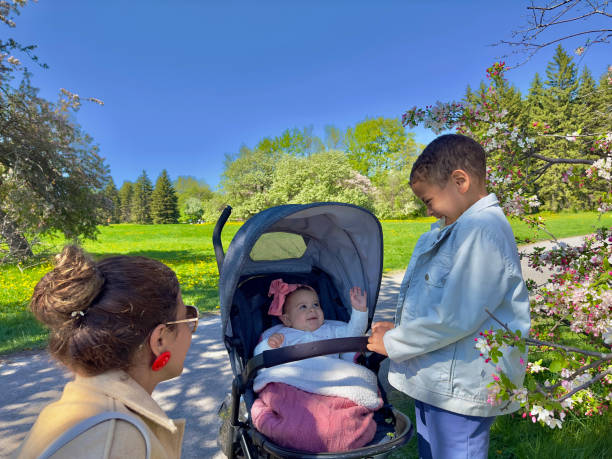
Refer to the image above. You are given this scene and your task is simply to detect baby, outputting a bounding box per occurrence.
[251,278,381,453]
[253,279,367,356]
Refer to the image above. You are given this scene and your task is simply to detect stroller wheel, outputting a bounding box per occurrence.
[218,413,237,458]
[217,393,248,458]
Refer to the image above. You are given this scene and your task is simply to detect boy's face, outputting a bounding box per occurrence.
[280,289,324,332]
[411,177,466,226]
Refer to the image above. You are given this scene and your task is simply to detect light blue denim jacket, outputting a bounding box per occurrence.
[384,194,530,417]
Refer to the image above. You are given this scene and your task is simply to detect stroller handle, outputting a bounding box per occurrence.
[242,336,369,385]
[213,205,232,273]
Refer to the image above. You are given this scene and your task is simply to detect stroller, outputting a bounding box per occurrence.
[213,203,414,458]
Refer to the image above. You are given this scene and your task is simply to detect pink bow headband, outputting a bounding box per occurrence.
[267,278,314,316]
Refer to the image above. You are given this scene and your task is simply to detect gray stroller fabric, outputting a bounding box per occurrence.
[219,203,383,348]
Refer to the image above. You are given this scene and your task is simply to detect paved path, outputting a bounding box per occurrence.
[0,236,584,458]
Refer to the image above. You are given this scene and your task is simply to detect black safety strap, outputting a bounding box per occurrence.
[242,336,369,384]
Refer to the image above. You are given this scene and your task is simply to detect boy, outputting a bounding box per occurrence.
[368,134,530,459]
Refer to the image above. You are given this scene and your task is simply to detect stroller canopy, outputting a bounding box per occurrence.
[218,203,383,336]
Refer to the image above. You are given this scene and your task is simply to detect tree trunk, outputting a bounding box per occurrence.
[0,208,33,259]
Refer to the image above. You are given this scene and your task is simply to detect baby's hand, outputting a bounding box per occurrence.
[350,286,367,312]
[267,333,285,348]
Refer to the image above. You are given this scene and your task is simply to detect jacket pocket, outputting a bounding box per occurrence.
[424,257,451,288]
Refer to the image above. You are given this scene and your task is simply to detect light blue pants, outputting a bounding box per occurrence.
[414,400,495,459]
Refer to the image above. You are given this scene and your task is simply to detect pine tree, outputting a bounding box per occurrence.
[118,181,134,223]
[131,171,153,224]
[595,68,612,135]
[103,177,121,224]
[575,68,599,150]
[532,46,583,211]
[525,73,546,122]
[579,68,612,207]
[151,170,179,224]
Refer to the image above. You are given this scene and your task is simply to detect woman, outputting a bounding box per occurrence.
[15,245,198,458]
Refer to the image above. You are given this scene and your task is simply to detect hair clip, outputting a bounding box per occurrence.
[70,310,85,318]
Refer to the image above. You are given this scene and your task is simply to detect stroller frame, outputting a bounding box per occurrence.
[214,203,414,458]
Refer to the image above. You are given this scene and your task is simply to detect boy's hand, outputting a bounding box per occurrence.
[350,286,367,312]
[267,333,285,348]
[367,321,394,356]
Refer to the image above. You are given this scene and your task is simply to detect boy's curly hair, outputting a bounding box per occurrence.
[410,134,486,187]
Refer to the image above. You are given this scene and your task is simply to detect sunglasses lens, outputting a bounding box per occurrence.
[186,305,199,333]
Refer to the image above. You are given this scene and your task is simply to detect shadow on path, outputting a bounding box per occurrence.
[0,314,233,459]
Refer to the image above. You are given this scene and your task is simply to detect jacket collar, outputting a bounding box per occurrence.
[458,193,498,220]
[74,370,178,433]
[429,193,499,233]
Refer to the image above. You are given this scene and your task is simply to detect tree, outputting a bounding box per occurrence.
[151,170,179,224]
[118,181,134,223]
[174,175,213,213]
[528,46,586,210]
[266,150,375,210]
[257,126,324,157]
[102,177,121,224]
[0,77,109,259]
[221,145,278,219]
[324,124,344,150]
[131,171,153,224]
[344,117,419,184]
[0,1,109,260]
[220,126,333,219]
[373,168,423,219]
[499,0,612,64]
[181,197,204,223]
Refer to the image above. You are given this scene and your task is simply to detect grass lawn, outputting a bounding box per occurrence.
[0,222,240,354]
[1,211,610,354]
[387,388,612,458]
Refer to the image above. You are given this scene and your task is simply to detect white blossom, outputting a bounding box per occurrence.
[475,338,491,354]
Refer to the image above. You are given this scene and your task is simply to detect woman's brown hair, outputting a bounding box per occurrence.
[30,245,180,376]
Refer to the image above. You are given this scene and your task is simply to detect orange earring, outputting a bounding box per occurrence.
[151,351,171,371]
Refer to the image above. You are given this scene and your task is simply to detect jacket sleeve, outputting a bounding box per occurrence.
[384,226,519,363]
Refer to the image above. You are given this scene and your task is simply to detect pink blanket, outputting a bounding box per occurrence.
[251,382,377,453]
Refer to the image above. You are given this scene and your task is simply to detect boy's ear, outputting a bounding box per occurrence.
[451,169,470,193]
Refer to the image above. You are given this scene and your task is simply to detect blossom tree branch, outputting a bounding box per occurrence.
[484,308,612,359]
[496,0,612,65]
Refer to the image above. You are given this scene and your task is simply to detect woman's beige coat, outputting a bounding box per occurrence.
[15,370,185,459]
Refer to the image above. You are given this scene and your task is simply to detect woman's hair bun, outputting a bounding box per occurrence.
[30,245,104,327]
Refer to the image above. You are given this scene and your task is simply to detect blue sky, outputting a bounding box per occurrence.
[9,1,610,189]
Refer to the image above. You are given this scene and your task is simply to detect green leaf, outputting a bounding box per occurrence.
[515,329,522,338]
[549,359,565,373]
[527,379,536,392]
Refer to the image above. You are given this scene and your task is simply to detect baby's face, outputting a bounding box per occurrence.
[280,289,324,332]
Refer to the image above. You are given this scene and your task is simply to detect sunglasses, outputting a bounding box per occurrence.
[164,304,199,334]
